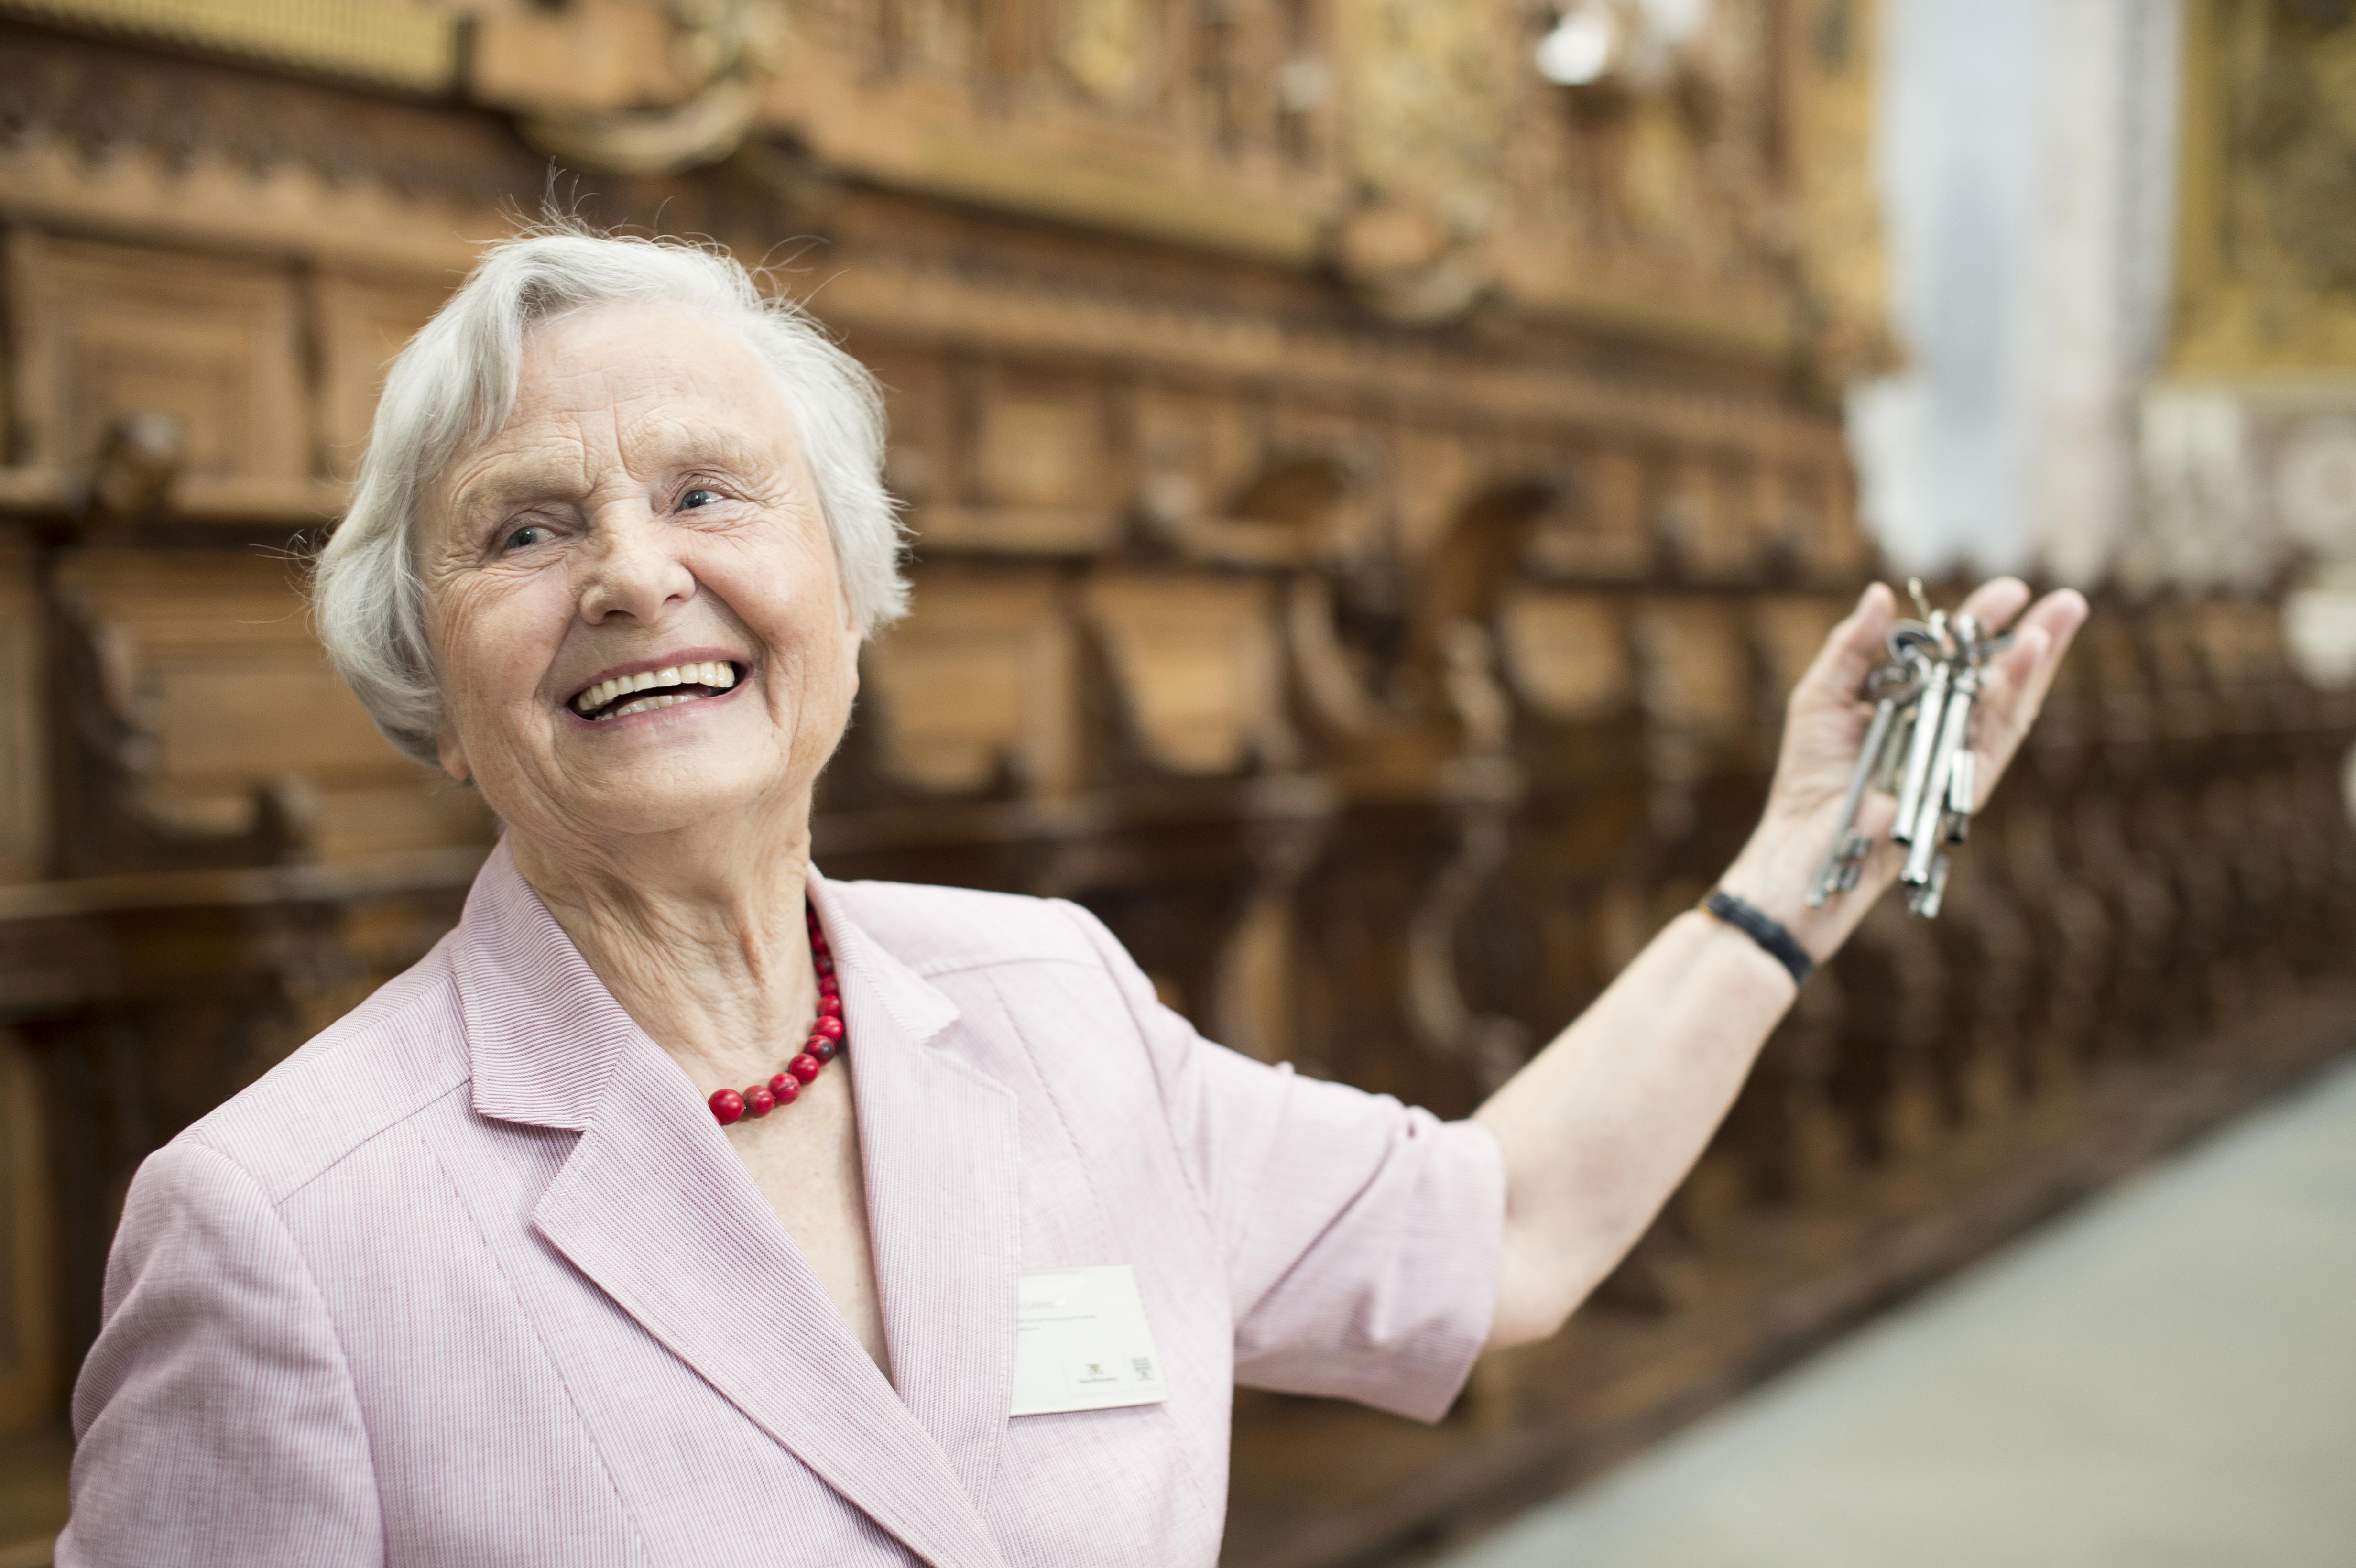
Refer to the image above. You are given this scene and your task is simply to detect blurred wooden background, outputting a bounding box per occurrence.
[0,2,2352,1564]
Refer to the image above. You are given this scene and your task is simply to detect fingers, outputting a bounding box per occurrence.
[1799,582,1895,704]
[1992,622,2052,697]
[1974,588,2090,790]
[1990,589,2089,717]
[1958,576,2033,636]
[1801,580,2087,737]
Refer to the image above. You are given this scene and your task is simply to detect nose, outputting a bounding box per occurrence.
[576,503,696,626]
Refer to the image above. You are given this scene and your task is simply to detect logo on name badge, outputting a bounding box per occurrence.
[1011,1264,1169,1416]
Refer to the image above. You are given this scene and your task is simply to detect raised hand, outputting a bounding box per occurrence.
[1719,577,2089,958]
[1482,578,2090,1349]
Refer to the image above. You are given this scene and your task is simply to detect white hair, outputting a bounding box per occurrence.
[313,226,907,767]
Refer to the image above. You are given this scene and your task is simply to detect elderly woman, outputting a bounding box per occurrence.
[59,230,2084,1568]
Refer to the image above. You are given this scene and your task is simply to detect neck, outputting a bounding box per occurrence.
[509,795,822,1091]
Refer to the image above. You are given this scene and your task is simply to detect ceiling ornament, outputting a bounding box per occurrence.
[2242,4,2356,294]
[516,0,787,177]
[1328,198,1493,327]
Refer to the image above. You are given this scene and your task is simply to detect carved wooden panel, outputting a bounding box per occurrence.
[1754,595,1849,709]
[1495,589,1630,722]
[917,370,1120,553]
[0,544,41,885]
[1083,570,1291,775]
[50,550,492,864]
[862,344,955,509]
[976,379,1106,504]
[1525,446,1652,580]
[2195,599,2290,693]
[1659,457,1761,581]
[858,567,1077,796]
[1634,598,1753,736]
[0,1030,53,1436]
[1783,462,1872,578]
[15,236,312,512]
[1132,383,1273,556]
[316,270,451,485]
[1392,425,1480,559]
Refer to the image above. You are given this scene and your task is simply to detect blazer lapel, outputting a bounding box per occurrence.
[454,844,1009,1568]
[809,869,1021,1514]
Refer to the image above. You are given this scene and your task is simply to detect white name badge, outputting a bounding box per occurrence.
[1011,1264,1169,1417]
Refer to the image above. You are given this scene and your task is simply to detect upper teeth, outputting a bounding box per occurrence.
[573,661,737,716]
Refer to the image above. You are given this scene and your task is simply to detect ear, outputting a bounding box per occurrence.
[435,720,471,784]
[841,620,864,697]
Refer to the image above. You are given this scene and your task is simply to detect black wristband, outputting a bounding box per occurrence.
[1700,889,1815,988]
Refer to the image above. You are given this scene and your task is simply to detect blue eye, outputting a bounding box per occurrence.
[680,487,721,510]
[502,523,547,552]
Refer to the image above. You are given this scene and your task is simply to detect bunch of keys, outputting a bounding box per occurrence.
[1807,581,2010,920]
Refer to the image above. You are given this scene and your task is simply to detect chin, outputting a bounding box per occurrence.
[574,767,783,837]
[481,744,787,841]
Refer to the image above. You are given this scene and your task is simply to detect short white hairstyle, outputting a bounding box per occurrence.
[314,226,907,767]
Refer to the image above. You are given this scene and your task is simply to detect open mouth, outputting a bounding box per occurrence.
[568,660,744,722]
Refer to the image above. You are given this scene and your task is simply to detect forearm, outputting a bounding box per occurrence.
[1474,820,1889,1347]
[1472,912,1789,1344]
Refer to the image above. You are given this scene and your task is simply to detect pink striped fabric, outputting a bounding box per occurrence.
[59,842,1504,1567]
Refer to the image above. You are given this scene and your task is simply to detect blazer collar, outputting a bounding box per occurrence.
[811,866,1021,1513]
[454,840,639,1131]
[450,844,1017,1568]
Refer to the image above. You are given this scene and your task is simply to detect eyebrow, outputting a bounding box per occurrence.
[446,465,585,519]
[630,421,786,479]
[442,424,786,521]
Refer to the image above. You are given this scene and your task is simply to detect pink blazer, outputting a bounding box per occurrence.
[61,843,1503,1567]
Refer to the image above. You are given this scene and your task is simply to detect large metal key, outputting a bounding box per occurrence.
[1890,632,1952,843]
[1904,663,1976,886]
[1808,690,1898,907]
[1905,850,1950,917]
[1807,657,1924,906]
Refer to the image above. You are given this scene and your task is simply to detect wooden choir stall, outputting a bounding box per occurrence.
[0,1,2351,1562]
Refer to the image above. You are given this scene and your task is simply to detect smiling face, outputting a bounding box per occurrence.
[417,302,859,852]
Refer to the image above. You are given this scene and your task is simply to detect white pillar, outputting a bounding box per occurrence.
[1847,0,2182,586]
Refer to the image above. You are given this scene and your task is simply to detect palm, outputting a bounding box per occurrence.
[1774,578,2089,849]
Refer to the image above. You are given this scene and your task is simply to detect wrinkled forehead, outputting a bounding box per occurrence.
[435,301,806,517]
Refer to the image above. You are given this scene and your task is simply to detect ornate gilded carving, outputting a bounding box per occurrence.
[1056,0,1160,107]
[2175,0,2356,370]
[506,0,790,176]
[0,0,458,92]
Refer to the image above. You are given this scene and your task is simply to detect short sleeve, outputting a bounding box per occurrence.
[1059,901,1505,1422]
[61,1138,384,1568]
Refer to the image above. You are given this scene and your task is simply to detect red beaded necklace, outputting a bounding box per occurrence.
[708,903,844,1126]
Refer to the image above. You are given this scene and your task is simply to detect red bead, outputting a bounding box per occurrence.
[813,1015,844,1041]
[709,1089,745,1125]
[814,951,835,975]
[817,993,843,1018]
[809,930,829,952]
[768,1072,800,1105]
[818,972,839,997]
[809,1039,837,1064]
[745,1085,775,1118]
[788,1053,822,1084]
